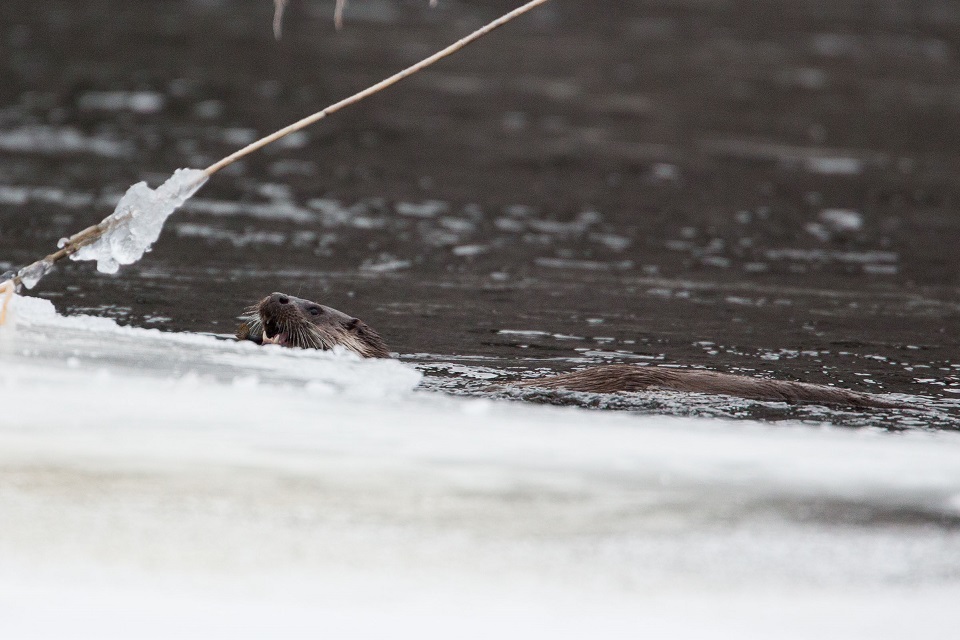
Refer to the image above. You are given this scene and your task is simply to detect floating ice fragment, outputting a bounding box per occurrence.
[805,156,863,175]
[71,168,207,274]
[0,125,134,158]
[395,200,448,218]
[819,208,863,233]
[651,162,679,181]
[452,244,488,257]
[77,90,166,114]
[360,255,411,273]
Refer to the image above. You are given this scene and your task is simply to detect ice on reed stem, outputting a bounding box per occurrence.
[68,168,207,274]
[15,259,55,289]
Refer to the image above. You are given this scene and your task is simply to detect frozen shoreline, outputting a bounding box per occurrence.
[2,294,960,638]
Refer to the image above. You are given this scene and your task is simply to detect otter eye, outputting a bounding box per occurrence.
[309,307,321,316]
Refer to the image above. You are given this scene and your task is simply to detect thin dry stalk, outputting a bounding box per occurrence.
[206,0,550,176]
[0,279,12,324]
[0,0,552,297]
[273,0,288,38]
[276,0,441,35]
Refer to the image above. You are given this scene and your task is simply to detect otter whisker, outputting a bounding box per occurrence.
[300,326,322,350]
[293,326,310,349]
[282,321,300,345]
[295,325,310,346]
[314,328,331,350]
[299,324,323,350]
[241,315,262,333]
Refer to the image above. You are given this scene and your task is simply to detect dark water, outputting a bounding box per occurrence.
[1,0,959,427]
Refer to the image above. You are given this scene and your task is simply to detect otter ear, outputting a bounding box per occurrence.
[343,318,361,331]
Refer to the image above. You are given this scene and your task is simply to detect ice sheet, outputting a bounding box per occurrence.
[1,294,959,638]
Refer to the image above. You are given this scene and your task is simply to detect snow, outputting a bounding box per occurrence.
[2,293,960,638]
[5,582,960,640]
[68,168,208,274]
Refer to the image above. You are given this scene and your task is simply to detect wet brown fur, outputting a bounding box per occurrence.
[516,365,907,409]
[236,292,390,359]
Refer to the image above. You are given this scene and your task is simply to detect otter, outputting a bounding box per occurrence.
[237,292,905,410]
[236,292,389,358]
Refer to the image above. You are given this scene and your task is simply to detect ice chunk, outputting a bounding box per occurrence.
[71,168,207,274]
[819,208,863,233]
[15,259,55,290]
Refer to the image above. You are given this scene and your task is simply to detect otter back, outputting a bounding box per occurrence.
[516,365,907,410]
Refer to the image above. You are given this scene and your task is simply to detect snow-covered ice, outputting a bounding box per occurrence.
[1,294,960,638]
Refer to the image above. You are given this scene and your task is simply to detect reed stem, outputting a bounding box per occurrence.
[0,0,552,296]
[205,0,550,177]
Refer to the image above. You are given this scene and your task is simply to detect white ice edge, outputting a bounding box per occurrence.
[2,294,960,638]
[5,296,960,492]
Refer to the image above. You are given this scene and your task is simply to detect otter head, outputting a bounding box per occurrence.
[236,292,390,358]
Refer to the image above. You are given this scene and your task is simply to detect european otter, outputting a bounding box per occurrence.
[237,292,905,410]
[237,292,389,358]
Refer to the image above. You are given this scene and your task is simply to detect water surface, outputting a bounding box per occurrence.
[1,0,959,425]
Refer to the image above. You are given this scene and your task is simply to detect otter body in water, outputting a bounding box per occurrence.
[512,364,904,409]
[238,292,904,409]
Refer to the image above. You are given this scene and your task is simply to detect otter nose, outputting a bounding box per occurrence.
[271,293,290,305]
